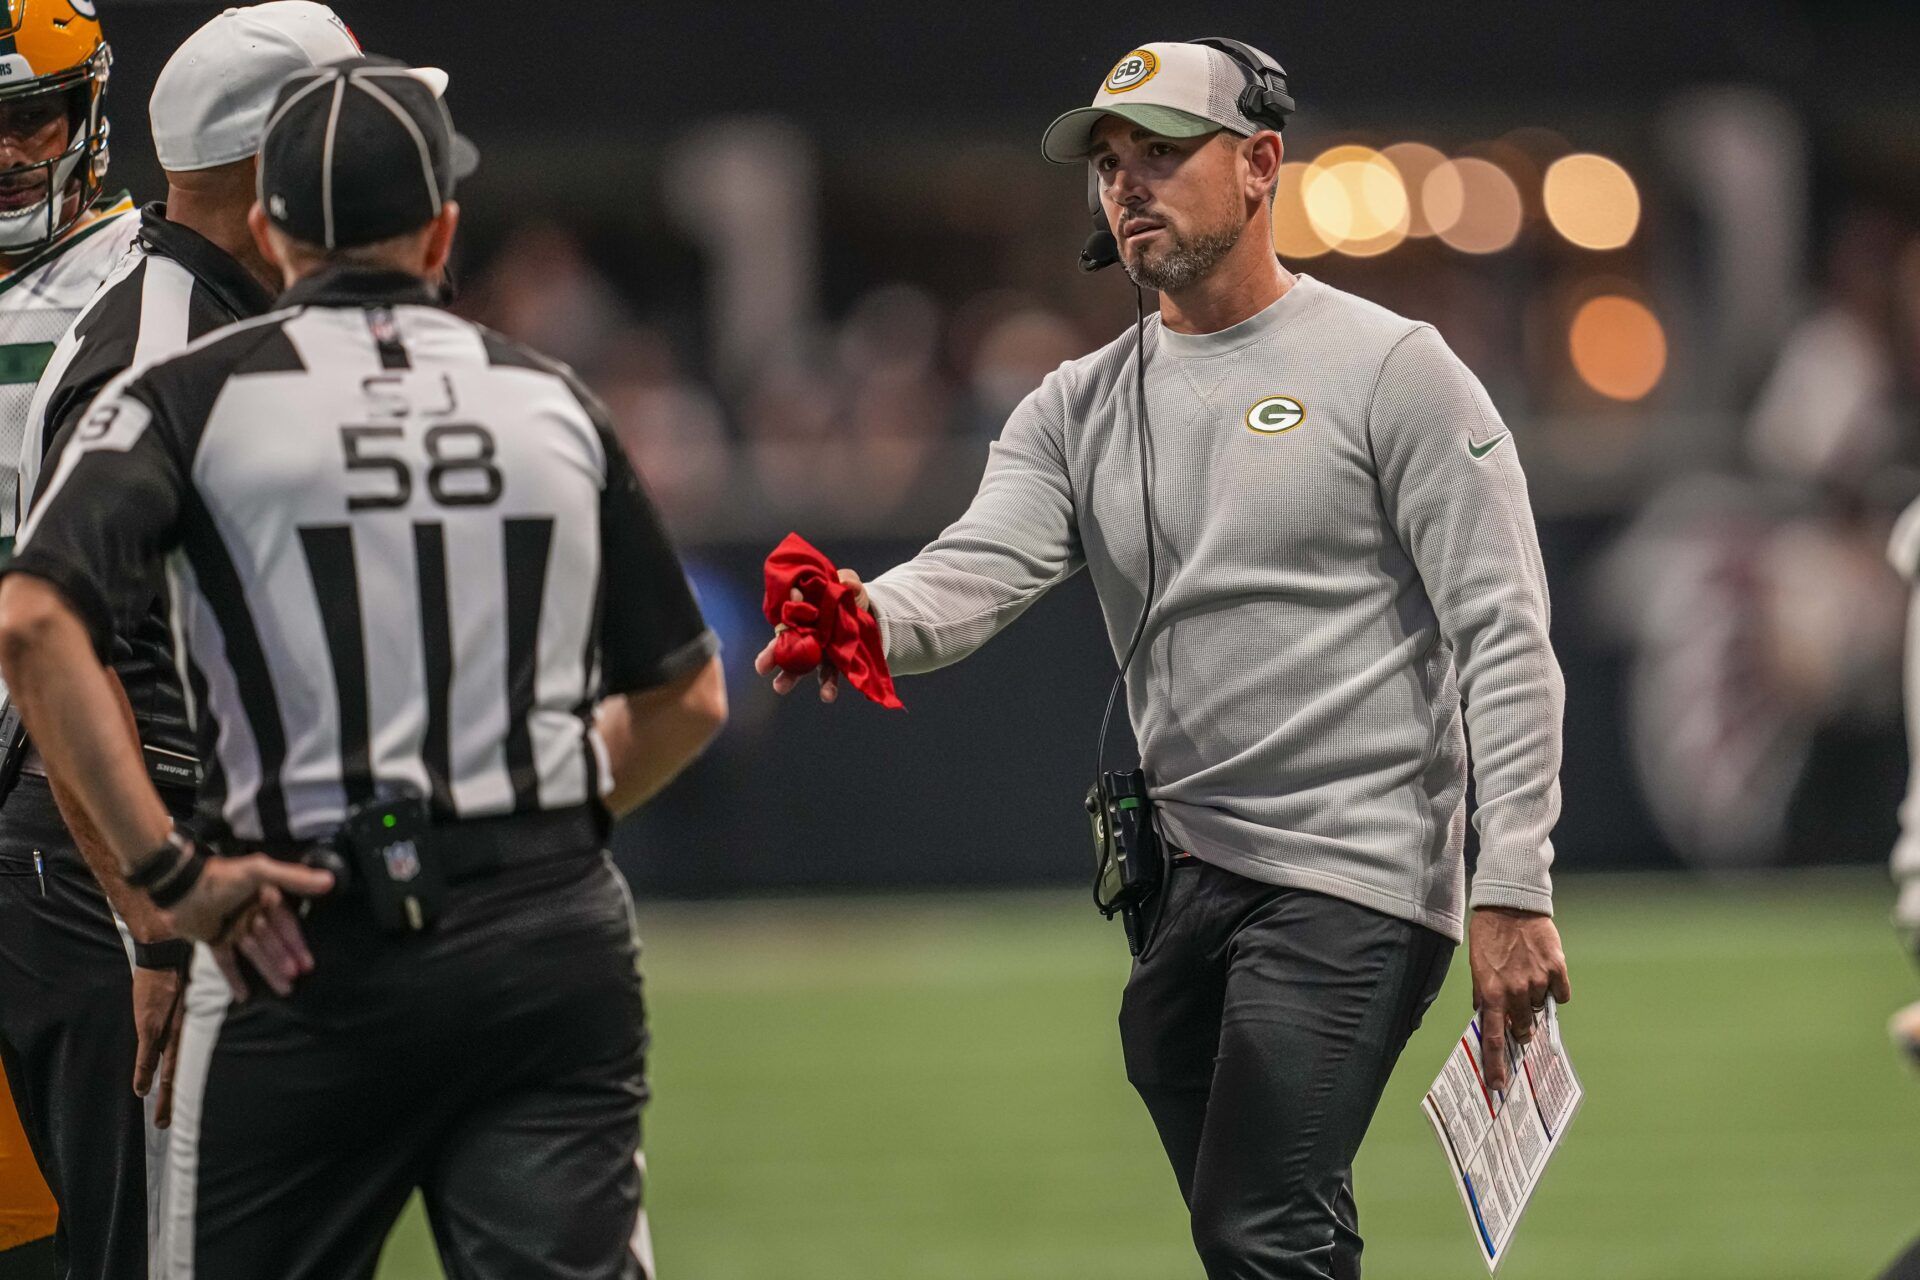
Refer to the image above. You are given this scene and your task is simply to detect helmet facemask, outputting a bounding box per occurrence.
[0,47,108,255]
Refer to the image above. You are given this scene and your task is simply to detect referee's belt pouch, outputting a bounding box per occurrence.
[338,796,446,934]
[143,744,201,793]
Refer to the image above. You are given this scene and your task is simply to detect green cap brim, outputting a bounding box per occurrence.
[1039,104,1222,164]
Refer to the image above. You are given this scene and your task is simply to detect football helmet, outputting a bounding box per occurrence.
[0,1,108,254]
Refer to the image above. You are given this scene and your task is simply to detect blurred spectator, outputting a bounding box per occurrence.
[593,326,732,530]
[742,356,856,528]
[835,285,951,515]
[1592,215,1920,868]
[1746,209,1914,487]
[460,222,632,373]
[962,303,1086,429]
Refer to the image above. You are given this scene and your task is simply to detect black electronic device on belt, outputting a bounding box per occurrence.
[143,742,200,793]
[337,795,444,934]
[1086,769,1165,954]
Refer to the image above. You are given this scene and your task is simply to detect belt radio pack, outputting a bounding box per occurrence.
[143,743,200,793]
[336,796,445,934]
[1086,768,1165,954]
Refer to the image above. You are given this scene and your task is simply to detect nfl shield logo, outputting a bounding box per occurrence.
[382,840,421,883]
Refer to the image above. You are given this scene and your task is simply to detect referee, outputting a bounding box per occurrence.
[0,56,723,1277]
[759,39,1571,1279]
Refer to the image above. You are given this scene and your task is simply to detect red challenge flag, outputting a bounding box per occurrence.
[761,533,904,710]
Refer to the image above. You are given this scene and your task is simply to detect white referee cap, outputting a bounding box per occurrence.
[1041,42,1269,164]
[151,3,438,173]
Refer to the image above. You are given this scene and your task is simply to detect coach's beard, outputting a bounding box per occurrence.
[1123,222,1240,294]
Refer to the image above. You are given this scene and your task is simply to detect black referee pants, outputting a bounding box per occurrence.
[0,776,151,1280]
[165,849,652,1280]
[1119,861,1453,1280]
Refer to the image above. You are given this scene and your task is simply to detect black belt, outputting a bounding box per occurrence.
[20,741,200,793]
[249,804,605,885]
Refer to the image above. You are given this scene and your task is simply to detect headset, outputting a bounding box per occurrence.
[1081,38,1294,951]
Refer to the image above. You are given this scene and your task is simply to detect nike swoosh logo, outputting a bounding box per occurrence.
[1467,433,1509,460]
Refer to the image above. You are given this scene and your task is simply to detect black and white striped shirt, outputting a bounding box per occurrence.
[17,204,277,781]
[10,266,715,844]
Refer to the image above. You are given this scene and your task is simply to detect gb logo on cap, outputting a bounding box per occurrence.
[1105,49,1159,93]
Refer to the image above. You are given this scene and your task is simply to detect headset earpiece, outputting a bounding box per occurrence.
[1188,35,1295,133]
[1241,83,1296,127]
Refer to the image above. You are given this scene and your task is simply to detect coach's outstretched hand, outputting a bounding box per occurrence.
[754,569,870,702]
[1468,907,1571,1092]
[167,854,335,1002]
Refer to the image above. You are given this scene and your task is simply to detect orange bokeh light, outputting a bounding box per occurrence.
[1271,161,1332,259]
[1303,145,1410,257]
[1381,142,1450,237]
[1569,295,1666,400]
[1544,153,1640,251]
[1428,158,1523,254]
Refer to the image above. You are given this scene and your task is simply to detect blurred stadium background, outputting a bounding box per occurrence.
[96,0,1920,1274]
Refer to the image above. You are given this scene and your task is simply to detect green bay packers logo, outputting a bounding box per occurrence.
[1246,395,1305,435]
[1105,49,1159,93]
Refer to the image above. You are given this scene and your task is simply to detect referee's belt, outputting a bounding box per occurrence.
[249,803,605,885]
[21,741,200,793]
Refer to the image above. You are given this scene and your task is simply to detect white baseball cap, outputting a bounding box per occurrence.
[1041,42,1270,164]
[149,3,373,171]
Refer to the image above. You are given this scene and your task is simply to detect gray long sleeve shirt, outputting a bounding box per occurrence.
[867,275,1564,941]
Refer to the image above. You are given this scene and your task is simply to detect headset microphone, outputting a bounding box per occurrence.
[1080,226,1121,273]
[1080,168,1120,272]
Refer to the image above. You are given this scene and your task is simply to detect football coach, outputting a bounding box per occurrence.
[757,38,1572,1279]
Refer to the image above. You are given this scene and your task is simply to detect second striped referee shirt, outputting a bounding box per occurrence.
[19,202,277,785]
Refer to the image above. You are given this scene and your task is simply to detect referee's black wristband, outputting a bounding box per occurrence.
[126,829,205,910]
[131,938,192,971]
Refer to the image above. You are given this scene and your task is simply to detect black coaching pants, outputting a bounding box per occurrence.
[1881,1236,1920,1280]
[0,776,151,1280]
[1119,860,1453,1280]
[165,848,652,1280]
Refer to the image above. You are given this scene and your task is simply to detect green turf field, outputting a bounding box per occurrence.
[373,871,1920,1279]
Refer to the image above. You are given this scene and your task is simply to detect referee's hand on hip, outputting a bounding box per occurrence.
[1468,907,1572,1092]
[166,854,335,1001]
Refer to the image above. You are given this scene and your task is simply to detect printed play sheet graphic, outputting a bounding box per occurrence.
[1421,1000,1582,1273]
